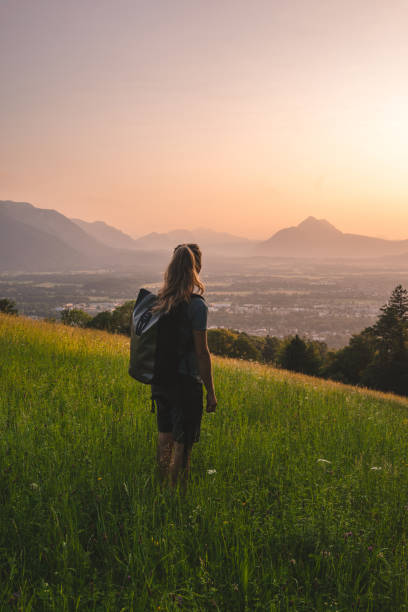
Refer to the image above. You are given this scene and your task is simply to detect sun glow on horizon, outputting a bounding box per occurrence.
[1,1,408,240]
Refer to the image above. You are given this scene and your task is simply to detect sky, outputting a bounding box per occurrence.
[1,0,407,239]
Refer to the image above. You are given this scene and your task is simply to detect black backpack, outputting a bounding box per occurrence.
[128,288,202,386]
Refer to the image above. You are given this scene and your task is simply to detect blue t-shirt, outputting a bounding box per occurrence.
[178,295,208,381]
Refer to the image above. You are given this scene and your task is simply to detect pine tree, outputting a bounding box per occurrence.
[362,285,408,394]
[372,285,408,361]
[381,284,408,321]
[280,335,308,373]
[262,336,280,364]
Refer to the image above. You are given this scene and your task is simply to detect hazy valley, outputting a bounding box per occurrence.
[2,200,408,348]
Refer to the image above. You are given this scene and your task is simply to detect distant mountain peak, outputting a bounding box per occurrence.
[297,216,341,233]
[299,215,319,225]
[256,215,408,258]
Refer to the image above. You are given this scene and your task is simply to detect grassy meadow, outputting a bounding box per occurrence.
[2,314,408,611]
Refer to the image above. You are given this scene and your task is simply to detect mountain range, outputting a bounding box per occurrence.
[0,201,167,272]
[1,200,408,272]
[128,228,253,253]
[71,214,408,258]
[70,220,254,254]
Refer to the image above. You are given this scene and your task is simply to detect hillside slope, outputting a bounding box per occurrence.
[0,211,84,271]
[71,218,139,250]
[1,314,408,610]
[0,200,169,272]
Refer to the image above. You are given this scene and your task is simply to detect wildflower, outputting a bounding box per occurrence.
[370,466,382,471]
[368,546,373,552]
[207,469,216,475]
[343,531,353,539]
[97,476,103,480]
[317,458,331,464]
[290,558,296,565]
[30,482,39,490]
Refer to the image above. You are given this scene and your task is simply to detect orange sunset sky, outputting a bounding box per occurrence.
[1,1,407,239]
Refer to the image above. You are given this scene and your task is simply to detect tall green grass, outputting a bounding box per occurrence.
[1,314,408,611]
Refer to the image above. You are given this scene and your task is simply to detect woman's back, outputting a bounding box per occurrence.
[177,294,208,381]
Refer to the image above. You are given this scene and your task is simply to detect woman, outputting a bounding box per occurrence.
[151,243,217,489]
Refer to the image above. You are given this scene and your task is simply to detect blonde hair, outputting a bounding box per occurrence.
[153,243,204,313]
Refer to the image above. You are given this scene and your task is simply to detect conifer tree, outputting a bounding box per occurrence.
[262,335,280,364]
[382,284,408,321]
[362,285,408,394]
[280,335,308,373]
[371,285,408,361]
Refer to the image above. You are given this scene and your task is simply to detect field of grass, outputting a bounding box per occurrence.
[2,314,408,611]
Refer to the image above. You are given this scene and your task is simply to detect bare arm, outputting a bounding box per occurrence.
[193,329,217,412]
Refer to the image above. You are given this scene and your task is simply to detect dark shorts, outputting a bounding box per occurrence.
[151,375,203,447]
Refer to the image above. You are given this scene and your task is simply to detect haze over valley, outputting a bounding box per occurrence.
[2,199,407,348]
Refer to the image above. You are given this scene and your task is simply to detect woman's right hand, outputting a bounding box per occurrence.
[206,391,217,413]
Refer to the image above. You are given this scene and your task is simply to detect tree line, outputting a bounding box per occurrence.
[2,285,408,396]
[208,285,408,397]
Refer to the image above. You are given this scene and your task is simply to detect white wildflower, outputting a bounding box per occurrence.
[317,459,331,464]
[30,482,39,490]
[370,466,382,471]
[207,469,217,475]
